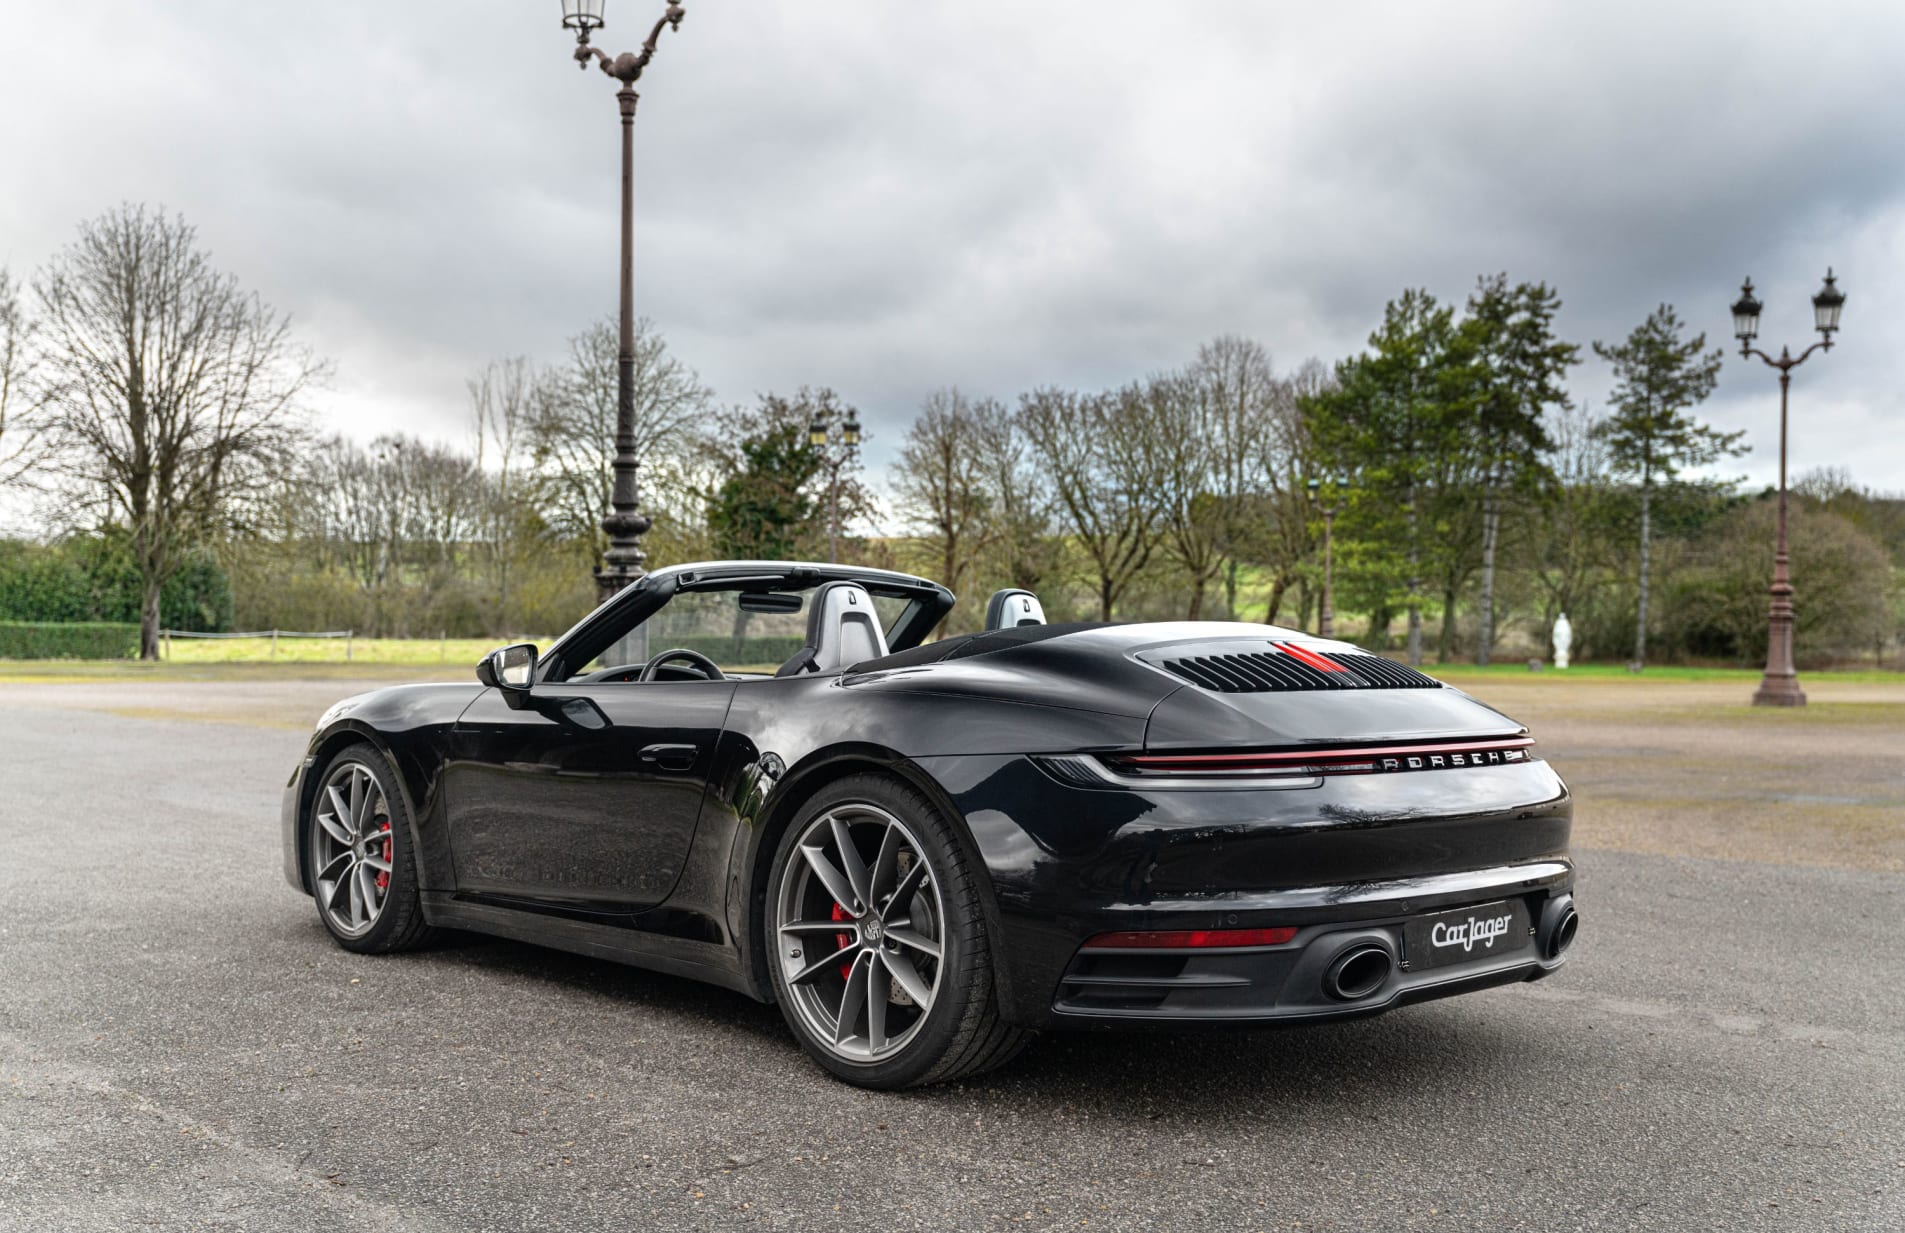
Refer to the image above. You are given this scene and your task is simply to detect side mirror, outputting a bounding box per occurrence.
[476,642,539,709]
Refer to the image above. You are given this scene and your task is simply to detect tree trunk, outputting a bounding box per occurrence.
[1477,492,1499,666]
[1368,603,1394,652]
[1223,559,1239,620]
[1099,574,1115,621]
[1263,572,1290,626]
[1186,579,1204,620]
[1438,584,1457,663]
[140,578,163,661]
[1634,484,1652,667]
[1406,485,1423,667]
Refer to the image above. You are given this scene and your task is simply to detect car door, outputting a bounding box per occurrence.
[444,680,738,918]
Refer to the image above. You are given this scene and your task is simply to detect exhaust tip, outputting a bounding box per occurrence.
[1324,944,1393,1001]
[1539,896,1579,961]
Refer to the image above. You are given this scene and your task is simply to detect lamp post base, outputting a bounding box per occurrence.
[1751,674,1807,707]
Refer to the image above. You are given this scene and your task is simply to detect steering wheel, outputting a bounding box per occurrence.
[638,648,725,683]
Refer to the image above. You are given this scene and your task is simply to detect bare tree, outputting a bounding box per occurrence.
[1148,371,1225,617]
[1019,384,1168,620]
[1529,400,1614,653]
[890,387,996,600]
[0,268,43,488]
[1224,357,1325,625]
[470,357,552,627]
[1188,336,1280,618]
[303,434,485,636]
[34,206,321,656]
[971,397,1057,597]
[534,316,711,557]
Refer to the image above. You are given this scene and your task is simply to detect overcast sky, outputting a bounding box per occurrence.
[3,0,1900,513]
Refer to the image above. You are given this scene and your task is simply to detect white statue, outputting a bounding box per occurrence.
[1553,613,1573,671]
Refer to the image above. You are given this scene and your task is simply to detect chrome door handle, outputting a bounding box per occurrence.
[639,743,698,771]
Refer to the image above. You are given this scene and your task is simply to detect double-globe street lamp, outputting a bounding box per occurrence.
[1306,473,1350,639]
[1728,269,1846,708]
[809,412,863,564]
[558,0,687,603]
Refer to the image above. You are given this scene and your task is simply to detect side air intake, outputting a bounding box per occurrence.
[1150,644,1443,693]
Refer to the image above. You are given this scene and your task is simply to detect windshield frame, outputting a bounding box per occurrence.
[535,561,954,684]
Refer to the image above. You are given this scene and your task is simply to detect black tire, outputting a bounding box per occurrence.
[306,742,438,955]
[764,773,1032,1089]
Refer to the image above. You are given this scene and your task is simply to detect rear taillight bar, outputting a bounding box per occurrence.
[1103,737,1534,778]
[1081,927,1298,950]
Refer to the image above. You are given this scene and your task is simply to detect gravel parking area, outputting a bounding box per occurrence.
[1,677,1901,1231]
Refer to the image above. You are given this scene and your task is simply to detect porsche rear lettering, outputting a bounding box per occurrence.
[1378,748,1521,772]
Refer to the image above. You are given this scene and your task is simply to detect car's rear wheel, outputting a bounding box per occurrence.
[307,743,436,954]
[766,774,1031,1089]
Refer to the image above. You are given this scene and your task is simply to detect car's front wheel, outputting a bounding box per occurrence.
[306,743,437,954]
[766,774,1030,1088]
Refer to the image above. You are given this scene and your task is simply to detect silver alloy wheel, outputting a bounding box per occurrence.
[774,803,946,1062]
[310,760,395,938]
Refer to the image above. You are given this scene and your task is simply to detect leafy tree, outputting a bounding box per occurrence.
[1462,275,1577,663]
[1592,305,1737,667]
[1306,289,1471,665]
[33,205,321,657]
[701,389,868,564]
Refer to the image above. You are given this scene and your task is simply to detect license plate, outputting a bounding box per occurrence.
[1404,899,1531,971]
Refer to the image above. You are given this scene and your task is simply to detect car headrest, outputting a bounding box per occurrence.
[984,588,1046,630]
[775,581,889,676]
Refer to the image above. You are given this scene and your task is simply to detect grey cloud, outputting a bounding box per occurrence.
[1,0,1898,494]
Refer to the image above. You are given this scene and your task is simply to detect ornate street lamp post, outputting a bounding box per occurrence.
[1306,473,1349,639]
[559,0,687,603]
[1729,269,1845,708]
[809,412,863,563]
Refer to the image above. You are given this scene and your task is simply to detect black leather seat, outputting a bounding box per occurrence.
[776,581,891,676]
[984,588,1046,630]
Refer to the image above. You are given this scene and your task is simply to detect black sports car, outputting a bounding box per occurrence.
[282,560,1576,1088]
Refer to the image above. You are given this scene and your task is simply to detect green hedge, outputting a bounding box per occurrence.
[0,537,232,631]
[0,621,141,660]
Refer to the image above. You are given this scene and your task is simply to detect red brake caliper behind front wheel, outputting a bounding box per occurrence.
[376,822,392,890]
[831,901,854,980]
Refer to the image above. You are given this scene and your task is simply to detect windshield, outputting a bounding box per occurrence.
[579,588,911,677]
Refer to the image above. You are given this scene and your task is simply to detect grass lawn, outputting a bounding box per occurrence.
[3,633,1901,686]
[2,649,1897,872]
[1427,662,1904,685]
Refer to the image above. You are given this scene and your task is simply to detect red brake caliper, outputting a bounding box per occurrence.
[830,901,854,980]
[376,822,392,890]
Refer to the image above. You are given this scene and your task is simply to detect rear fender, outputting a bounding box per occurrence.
[723,741,1009,1008]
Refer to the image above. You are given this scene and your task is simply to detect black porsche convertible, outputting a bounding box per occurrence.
[282,560,1577,1088]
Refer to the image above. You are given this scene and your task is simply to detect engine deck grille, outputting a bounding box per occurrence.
[1156,645,1442,693]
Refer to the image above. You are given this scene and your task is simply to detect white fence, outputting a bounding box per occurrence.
[158,629,357,659]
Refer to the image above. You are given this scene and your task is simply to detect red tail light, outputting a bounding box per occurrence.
[1081,927,1298,950]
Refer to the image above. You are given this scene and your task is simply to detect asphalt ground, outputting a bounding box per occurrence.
[1,678,1902,1232]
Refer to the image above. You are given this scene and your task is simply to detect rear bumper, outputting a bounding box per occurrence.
[1047,874,1575,1025]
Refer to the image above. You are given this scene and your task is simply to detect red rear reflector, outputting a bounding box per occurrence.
[1082,927,1298,950]
[1276,642,1347,672]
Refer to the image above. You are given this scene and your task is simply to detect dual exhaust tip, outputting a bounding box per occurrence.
[1323,944,1394,1001]
[1322,895,1579,1002]
[1540,895,1580,962]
